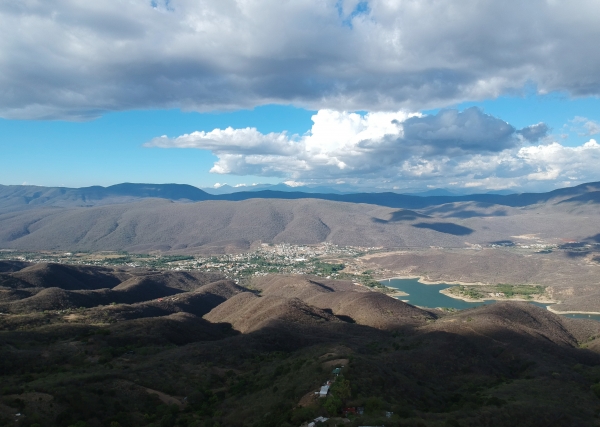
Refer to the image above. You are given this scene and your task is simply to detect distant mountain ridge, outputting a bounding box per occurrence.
[201,183,349,195]
[1,181,599,212]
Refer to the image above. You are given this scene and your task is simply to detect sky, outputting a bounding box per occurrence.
[2,0,600,193]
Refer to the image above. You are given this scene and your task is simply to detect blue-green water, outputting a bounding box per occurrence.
[384,278,600,321]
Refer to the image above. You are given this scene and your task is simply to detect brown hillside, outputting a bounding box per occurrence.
[307,290,435,329]
[81,280,248,322]
[110,276,186,303]
[0,287,113,313]
[203,293,341,333]
[10,263,125,290]
[251,275,433,329]
[0,260,31,273]
[109,272,230,304]
[0,288,34,303]
[250,275,363,300]
[2,194,599,253]
[164,280,247,316]
[5,264,600,426]
[427,302,579,348]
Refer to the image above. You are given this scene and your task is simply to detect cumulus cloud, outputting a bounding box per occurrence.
[2,1,600,119]
[400,108,517,154]
[145,108,600,191]
[146,128,300,156]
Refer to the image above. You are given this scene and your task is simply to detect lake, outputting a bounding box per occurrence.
[383,277,600,321]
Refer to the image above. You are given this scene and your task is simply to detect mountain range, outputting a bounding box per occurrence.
[200,183,517,196]
[1,181,598,212]
[0,181,599,253]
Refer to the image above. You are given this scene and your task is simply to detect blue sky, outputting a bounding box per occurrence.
[0,106,315,188]
[1,96,599,189]
[2,1,600,192]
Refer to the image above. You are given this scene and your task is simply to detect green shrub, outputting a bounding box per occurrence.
[591,383,600,399]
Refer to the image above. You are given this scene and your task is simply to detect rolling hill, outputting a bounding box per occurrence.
[3,262,600,426]
[0,181,598,254]
[0,195,599,253]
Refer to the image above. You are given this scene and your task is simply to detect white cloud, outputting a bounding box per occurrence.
[2,1,600,119]
[284,181,306,187]
[146,128,299,156]
[587,122,600,135]
[147,108,600,191]
[518,139,600,182]
[572,117,600,136]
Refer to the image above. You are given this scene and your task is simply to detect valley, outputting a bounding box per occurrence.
[1,181,599,426]
[3,235,599,313]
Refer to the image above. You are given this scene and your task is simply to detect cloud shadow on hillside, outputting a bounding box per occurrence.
[585,233,600,243]
[372,209,430,224]
[423,202,509,219]
[412,222,474,236]
[440,209,508,219]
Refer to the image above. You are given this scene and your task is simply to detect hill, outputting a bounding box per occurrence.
[0,194,599,253]
[0,183,212,212]
[7,263,126,290]
[3,264,600,426]
[0,180,599,254]
[250,275,434,328]
[203,293,343,333]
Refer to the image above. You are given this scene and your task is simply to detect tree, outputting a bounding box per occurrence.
[323,395,342,415]
[331,378,351,401]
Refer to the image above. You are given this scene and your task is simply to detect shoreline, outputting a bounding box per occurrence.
[353,281,409,297]
[377,275,488,287]
[378,276,600,317]
[379,275,558,306]
[547,307,600,316]
[383,285,408,297]
[438,287,558,304]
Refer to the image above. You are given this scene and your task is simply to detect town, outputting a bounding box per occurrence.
[0,243,391,292]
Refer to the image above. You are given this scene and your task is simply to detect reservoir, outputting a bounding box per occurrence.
[383,277,600,321]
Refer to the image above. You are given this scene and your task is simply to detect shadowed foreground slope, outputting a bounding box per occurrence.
[2,262,600,426]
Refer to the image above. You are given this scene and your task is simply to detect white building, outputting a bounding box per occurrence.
[319,385,329,397]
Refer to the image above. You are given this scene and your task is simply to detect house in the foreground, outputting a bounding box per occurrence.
[319,385,329,397]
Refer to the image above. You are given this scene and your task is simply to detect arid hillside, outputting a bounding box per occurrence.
[0,191,598,253]
[1,181,599,211]
[3,262,600,426]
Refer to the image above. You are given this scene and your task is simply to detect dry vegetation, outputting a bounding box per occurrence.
[3,262,600,427]
[1,184,600,254]
[1,182,600,426]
